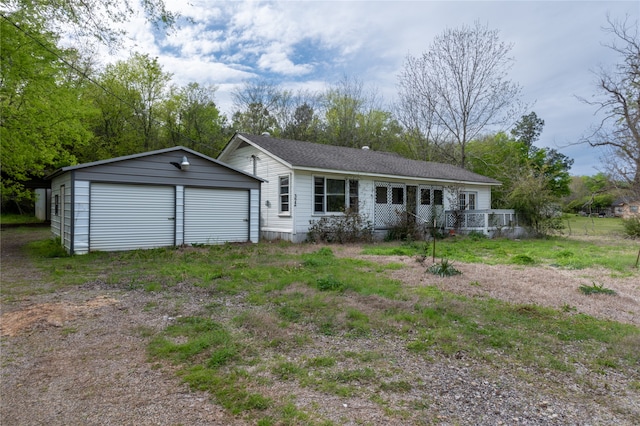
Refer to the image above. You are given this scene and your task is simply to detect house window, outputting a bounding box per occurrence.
[313,177,348,213]
[54,194,59,216]
[420,188,431,205]
[376,186,387,204]
[458,192,477,210]
[349,179,359,212]
[392,187,404,205]
[631,206,639,213]
[279,175,290,213]
[434,189,443,206]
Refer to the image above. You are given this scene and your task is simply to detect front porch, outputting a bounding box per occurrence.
[445,209,519,236]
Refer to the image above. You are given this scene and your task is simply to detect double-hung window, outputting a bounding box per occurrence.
[314,177,357,214]
[279,175,290,214]
[458,192,477,210]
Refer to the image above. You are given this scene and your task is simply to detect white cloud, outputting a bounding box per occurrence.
[87,0,638,175]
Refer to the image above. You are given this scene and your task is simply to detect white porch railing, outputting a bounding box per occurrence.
[445,209,518,234]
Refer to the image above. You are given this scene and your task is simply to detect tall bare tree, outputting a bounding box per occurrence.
[397,21,523,169]
[581,15,640,196]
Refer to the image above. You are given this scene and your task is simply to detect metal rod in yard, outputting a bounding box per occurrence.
[635,247,639,268]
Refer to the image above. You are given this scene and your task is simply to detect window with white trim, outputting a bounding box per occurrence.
[314,177,358,214]
[279,175,290,213]
[458,192,477,210]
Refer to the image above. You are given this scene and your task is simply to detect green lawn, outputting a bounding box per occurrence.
[562,214,625,236]
[0,213,43,225]
[7,231,638,425]
[363,232,639,273]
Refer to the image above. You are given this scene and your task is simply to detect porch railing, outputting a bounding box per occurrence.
[445,209,518,234]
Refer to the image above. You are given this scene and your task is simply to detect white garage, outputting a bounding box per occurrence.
[90,183,176,252]
[47,147,263,254]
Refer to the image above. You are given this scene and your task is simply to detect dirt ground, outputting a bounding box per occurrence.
[1,228,639,425]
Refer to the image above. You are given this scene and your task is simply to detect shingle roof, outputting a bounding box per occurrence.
[237,133,500,185]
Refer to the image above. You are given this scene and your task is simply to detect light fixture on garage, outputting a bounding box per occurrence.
[170,156,191,171]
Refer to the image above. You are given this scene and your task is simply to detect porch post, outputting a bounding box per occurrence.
[484,211,489,235]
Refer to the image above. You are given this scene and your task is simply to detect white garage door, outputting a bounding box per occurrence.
[90,183,175,252]
[184,188,249,245]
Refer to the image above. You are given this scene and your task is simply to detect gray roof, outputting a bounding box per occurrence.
[47,145,264,182]
[236,133,500,185]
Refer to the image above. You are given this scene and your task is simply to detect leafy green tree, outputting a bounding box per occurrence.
[161,82,228,157]
[467,115,573,233]
[508,170,562,235]
[282,102,322,142]
[320,76,401,150]
[511,112,545,149]
[83,53,171,160]
[13,0,177,48]
[231,80,283,135]
[231,102,278,135]
[528,147,573,197]
[467,132,528,208]
[1,12,93,205]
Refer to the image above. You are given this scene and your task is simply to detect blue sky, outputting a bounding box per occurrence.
[105,0,639,176]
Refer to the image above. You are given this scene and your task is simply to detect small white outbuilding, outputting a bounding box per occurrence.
[47,146,263,254]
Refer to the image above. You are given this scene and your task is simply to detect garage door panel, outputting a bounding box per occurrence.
[184,188,249,245]
[90,184,175,252]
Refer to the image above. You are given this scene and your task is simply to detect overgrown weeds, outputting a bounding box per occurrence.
[579,282,617,296]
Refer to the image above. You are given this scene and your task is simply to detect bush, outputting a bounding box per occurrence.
[466,230,487,241]
[307,208,374,243]
[384,211,429,242]
[622,216,640,238]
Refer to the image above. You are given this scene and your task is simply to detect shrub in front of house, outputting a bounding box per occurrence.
[622,216,640,238]
[307,208,374,243]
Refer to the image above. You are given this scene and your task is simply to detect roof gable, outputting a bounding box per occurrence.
[47,146,264,182]
[231,133,500,185]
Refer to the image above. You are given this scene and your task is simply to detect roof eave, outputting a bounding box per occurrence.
[291,166,501,186]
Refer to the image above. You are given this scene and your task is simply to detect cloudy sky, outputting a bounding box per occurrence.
[106,0,638,176]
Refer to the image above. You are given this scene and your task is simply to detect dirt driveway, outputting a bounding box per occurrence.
[1,228,639,425]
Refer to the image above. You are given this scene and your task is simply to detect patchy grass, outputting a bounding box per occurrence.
[579,282,617,296]
[363,235,639,273]
[8,231,640,424]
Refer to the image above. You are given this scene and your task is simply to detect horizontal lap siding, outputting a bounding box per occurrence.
[224,145,293,235]
[90,184,175,252]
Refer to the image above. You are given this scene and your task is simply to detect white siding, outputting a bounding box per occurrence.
[293,173,313,239]
[175,186,184,246]
[90,183,175,252]
[295,172,375,242]
[73,181,90,254]
[184,188,249,245]
[224,145,294,237]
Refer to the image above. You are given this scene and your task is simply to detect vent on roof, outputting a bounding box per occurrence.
[362,146,370,150]
[261,132,270,136]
